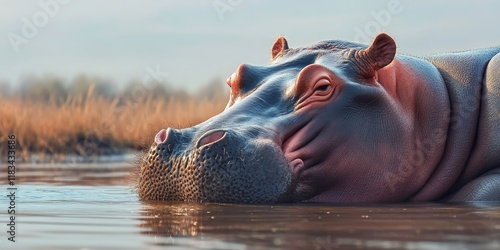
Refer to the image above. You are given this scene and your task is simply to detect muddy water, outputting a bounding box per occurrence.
[1,162,500,250]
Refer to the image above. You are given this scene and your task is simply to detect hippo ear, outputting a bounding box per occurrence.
[271,36,289,60]
[358,33,396,77]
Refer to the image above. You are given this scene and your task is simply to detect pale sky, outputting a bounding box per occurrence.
[1,0,499,91]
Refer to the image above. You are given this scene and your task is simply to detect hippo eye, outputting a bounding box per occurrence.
[313,79,332,95]
[315,85,330,92]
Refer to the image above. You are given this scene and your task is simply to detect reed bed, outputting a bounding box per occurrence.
[0,87,227,159]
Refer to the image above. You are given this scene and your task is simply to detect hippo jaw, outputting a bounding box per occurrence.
[138,128,295,203]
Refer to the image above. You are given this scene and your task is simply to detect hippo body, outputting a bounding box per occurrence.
[423,49,500,201]
[138,34,500,203]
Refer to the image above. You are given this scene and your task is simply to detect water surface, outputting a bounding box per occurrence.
[1,162,500,250]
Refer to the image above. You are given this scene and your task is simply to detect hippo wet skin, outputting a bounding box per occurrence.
[138,33,500,203]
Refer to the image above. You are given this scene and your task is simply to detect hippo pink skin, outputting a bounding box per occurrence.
[138,33,500,203]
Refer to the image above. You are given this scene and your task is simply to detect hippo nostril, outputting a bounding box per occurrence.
[197,131,226,148]
[155,128,175,144]
[290,158,305,175]
[155,129,167,144]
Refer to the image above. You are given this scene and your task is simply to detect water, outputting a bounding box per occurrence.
[1,162,500,250]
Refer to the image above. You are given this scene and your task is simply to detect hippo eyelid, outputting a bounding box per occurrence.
[313,79,332,93]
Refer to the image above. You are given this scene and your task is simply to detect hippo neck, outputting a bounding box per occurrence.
[377,55,453,201]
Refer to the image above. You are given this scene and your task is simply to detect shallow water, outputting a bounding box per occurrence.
[1,162,500,250]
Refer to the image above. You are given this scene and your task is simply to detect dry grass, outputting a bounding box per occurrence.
[0,87,227,159]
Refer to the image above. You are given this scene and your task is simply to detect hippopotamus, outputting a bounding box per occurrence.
[137,33,500,203]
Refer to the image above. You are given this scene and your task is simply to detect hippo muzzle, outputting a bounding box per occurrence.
[138,126,293,203]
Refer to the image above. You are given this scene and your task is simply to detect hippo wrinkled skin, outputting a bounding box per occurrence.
[138,33,500,203]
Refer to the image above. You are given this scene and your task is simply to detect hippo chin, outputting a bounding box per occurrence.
[138,33,500,203]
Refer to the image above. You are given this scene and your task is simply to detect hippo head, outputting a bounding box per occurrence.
[138,33,428,203]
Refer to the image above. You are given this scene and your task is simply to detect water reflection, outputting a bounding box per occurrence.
[0,162,134,185]
[138,201,500,249]
[140,201,204,236]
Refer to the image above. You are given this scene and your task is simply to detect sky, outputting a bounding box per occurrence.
[1,0,499,92]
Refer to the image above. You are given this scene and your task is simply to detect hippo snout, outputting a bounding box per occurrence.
[139,127,293,203]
